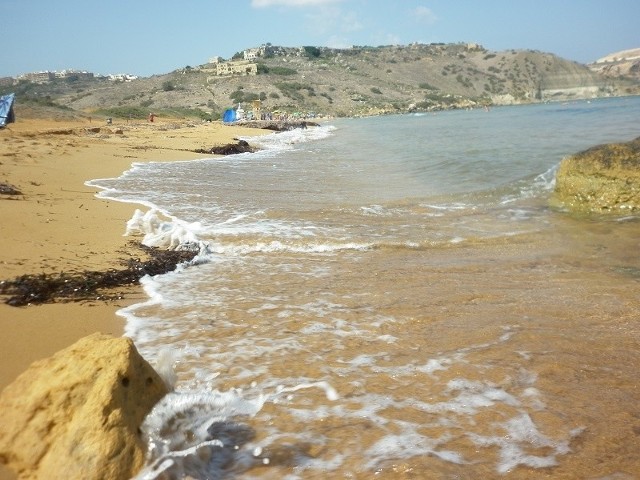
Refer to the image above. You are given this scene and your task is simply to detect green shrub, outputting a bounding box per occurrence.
[95,106,218,121]
[93,106,149,119]
[320,92,333,103]
[270,66,298,75]
[258,64,298,75]
[162,107,214,120]
[275,82,315,101]
[303,46,321,58]
[230,88,263,103]
[22,95,72,110]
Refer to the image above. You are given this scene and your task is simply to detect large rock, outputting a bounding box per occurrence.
[554,136,640,213]
[0,333,168,480]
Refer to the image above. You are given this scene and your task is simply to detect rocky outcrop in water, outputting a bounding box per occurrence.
[0,333,168,480]
[239,120,319,131]
[554,136,640,213]
[194,139,255,155]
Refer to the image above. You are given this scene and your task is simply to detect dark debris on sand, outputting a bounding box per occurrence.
[240,120,319,131]
[0,182,22,196]
[194,139,255,156]
[0,245,197,307]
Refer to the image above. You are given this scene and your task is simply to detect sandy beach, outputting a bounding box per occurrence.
[0,115,269,393]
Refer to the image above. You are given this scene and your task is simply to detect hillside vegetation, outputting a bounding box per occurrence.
[4,43,640,120]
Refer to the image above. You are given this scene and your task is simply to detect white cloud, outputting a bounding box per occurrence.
[413,5,437,24]
[338,10,363,33]
[252,0,343,7]
[305,7,362,35]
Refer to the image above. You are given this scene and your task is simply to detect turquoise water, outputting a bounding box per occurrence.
[90,97,640,479]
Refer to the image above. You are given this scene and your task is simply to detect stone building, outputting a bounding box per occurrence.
[215,60,257,76]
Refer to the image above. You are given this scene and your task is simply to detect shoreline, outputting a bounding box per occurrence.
[0,116,271,393]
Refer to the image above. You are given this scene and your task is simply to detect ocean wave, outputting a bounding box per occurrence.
[239,123,336,157]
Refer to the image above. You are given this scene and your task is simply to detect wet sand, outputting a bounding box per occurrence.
[0,116,269,392]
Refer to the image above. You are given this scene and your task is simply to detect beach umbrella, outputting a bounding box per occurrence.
[0,93,16,128]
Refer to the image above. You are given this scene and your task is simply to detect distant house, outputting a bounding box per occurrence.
[215,60,257,76]
[243,48,260,61]
[18,71,54,84]
[107,74,138,82]
[55,70,94,81]
[16,69,98,84]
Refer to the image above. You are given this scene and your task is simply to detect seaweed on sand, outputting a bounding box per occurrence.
[0,182,22,196]
[0,244,197,307]
[194,139,255,155]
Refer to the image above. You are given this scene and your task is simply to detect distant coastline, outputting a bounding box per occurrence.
[2,43,638,123]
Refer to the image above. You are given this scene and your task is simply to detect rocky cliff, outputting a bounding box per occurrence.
[589,47,640,81]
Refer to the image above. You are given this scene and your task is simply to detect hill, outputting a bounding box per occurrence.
[4,43,640,120]
[588,47,640,82]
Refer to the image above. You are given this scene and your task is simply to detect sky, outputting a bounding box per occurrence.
[2,0,639,78]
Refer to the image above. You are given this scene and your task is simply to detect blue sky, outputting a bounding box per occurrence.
[2,0,638,78]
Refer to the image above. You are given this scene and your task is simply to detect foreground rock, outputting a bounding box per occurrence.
[0,333,168,480]
[554,136,640,213]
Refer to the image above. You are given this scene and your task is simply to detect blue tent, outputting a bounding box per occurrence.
[222,108,236,123]
[0,93,15,128]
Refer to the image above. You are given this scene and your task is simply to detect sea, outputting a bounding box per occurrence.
[88,96,640,479]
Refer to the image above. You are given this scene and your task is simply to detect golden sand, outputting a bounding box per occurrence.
[0,116,269,392]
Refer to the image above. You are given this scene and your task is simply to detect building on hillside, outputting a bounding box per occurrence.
[244,48,260,61]
[107,74,138,82]
[243,44,279,60]
[242,43,298,60]
[18,71,54,83]
[215,60,257,76]
[55,70,94,80]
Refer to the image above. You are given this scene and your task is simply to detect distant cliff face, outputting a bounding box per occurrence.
[589,47,640,81]
[11,43,640,119]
